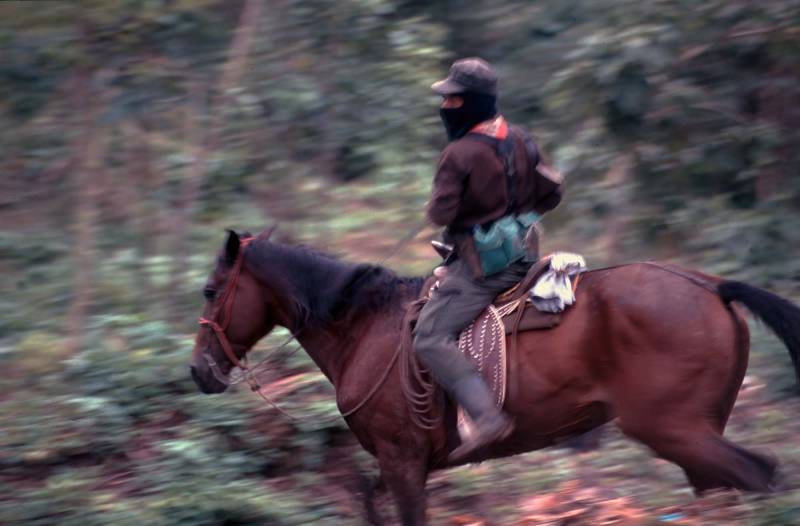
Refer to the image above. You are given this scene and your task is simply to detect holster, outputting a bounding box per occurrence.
[523,222,540,262]
[443,229,485,281]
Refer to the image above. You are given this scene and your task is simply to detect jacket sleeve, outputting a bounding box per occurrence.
[426,145,469,227]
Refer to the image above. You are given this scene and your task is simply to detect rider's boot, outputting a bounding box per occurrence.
[447,373,514,464]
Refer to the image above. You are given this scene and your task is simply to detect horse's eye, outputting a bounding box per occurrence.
[203,288,216,300]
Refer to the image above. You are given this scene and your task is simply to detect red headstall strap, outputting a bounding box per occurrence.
[198,237,254,371]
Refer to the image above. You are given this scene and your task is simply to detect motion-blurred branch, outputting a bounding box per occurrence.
[725,25,793,40]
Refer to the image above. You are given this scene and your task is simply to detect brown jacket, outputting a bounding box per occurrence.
[426,125,563,229]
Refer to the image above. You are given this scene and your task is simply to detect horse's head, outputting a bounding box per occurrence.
[189,229,277,394]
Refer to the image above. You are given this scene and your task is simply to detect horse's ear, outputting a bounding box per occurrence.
[258,224,278,241]
[224,229,240,263]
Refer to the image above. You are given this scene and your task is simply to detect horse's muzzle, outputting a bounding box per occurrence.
[190,365,228,394]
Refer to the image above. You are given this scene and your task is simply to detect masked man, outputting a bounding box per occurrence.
[414,58,564,463]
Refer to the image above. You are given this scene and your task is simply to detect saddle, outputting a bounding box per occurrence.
[416,251,584,440]
[425,254,568,332]
[428,240,568,334]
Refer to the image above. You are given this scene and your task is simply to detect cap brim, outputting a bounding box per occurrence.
[431,78,466,95]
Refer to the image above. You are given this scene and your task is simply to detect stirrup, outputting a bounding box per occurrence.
[447,414,514,464]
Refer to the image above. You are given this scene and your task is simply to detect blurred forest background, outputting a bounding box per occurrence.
[1,0,800,524]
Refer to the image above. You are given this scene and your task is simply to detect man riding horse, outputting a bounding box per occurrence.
[191,61,800,520]
[414,57,564,463]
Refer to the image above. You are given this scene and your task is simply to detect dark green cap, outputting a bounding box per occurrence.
[431,57,498,96]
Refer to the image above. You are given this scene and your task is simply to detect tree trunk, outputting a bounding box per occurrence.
[167,0,264,325]
[121,120,159,311]
[169,84,207,325]
[600,153,633,260]
[208,0,264,151]
[66,70,102,353]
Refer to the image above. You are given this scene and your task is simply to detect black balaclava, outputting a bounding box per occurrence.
[440,91,498,141]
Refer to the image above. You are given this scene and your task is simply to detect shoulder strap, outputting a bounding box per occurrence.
[464,132,517,215]
[497,134,516,214]
[511,126,540,169]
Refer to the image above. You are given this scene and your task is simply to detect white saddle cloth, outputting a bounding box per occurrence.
[530,252,586,313]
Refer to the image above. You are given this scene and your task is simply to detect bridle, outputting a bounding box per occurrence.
[198,236,253,373]
[196,234,299,418]
[195,220,428,420]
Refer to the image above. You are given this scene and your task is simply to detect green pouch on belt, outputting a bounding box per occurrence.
[472,212,540,276]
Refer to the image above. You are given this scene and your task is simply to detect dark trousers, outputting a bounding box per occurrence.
[413,260,529,395]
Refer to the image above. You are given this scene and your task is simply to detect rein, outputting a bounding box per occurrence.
[199,220,428,420]
[336,218,428,418]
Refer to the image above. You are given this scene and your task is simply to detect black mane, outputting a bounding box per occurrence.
[246,239,425,329]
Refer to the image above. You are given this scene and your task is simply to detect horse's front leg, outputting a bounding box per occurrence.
[375,439,430,526]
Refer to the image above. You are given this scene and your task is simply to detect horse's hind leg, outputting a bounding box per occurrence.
[682,434,777,493]
[620,422,777,493]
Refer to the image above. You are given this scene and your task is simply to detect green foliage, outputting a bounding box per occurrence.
[0,314,356,525]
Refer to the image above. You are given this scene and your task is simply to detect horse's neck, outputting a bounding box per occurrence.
[294,310,383,389]
[259,260,357,386]
[293,286,415,390]
[251,241,419,387]
[295,329,347,387]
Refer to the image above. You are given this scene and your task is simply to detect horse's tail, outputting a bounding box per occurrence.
[718,281,800,384]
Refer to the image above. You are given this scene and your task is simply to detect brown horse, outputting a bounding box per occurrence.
[190,229,800,525]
